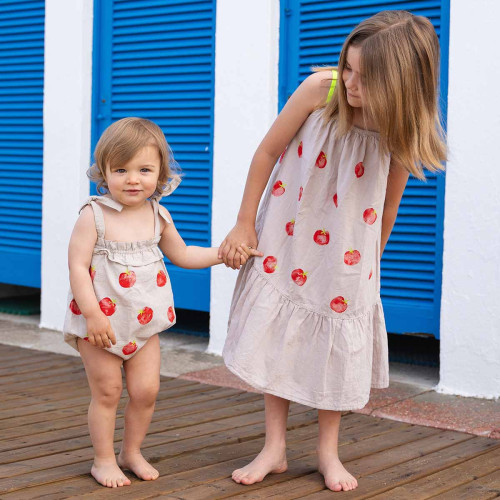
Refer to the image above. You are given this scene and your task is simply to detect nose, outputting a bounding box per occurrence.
[127,172,139,184]
[346,72,358,90]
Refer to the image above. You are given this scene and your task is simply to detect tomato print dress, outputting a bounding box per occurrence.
[63,196,176,360]
[223,102,391,410]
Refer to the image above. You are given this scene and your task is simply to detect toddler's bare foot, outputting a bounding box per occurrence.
[118,451,159,481]
[318,450,358,492]
[232,445,287,485]
[91,458,131,488]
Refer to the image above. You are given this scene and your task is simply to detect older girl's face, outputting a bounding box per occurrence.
[342,45,364,108]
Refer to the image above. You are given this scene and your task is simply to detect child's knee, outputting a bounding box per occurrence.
[129,382,159,407]
[93,383,122,407]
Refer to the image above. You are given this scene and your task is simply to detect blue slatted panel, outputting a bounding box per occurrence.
[280,0,449,337]
[0,0,44,288]
[92,0,216,311]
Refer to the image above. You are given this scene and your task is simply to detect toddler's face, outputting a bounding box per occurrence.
[342,45,365,109]
[105,145,161,207]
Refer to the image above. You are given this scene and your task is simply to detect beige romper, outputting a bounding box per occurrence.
[223,105,391,411]
[63,196,176,359]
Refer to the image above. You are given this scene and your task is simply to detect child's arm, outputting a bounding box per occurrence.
[68,206,116,348]
[381,160,410,255]
[219,71,333,270]
[158,206,263,269]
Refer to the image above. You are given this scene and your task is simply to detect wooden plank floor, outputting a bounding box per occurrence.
[0,344,499,499]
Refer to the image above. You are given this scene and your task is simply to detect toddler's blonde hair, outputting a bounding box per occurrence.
[320,10,446,179]
[88,117,181,198]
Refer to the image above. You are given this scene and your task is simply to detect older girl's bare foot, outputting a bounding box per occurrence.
[118,451,159,481]
[318,451,358,492]
[91,458,131,488]
[232,446,287,485]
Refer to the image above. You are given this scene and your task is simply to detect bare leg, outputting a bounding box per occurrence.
[118,334,160,480]
[78,338,131,488]
[317,410,358,492]
[232,393,289,485]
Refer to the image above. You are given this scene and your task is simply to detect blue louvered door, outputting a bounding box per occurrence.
[0,0,44,288]
[92,0,216,311]
[280,0,449,338]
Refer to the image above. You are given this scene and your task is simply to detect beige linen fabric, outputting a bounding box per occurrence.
[64,196,175,360]
[223,109,391,410]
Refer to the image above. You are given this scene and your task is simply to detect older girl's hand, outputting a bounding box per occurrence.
[218,223,263,270]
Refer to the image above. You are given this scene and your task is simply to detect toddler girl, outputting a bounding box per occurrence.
[64,117,258,488]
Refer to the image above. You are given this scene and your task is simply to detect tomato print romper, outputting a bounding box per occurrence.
[223,84,391,410]
[63,196,176,360]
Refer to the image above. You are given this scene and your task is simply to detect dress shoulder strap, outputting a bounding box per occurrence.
[326,69,338,104]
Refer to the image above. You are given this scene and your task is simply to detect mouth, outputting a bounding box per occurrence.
[124,190,142,194]
[347,92,359,99]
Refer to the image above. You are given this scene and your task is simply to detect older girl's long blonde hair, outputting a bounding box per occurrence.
[321,10,446,179]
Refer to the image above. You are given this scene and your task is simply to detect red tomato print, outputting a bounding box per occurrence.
[330,296,348,313]
[344,249,361,266]
[89,266,96,282]
[137,307,153,325]
[313,229,330,245]
[122,341,137,356]
[369,269,373,280]
[285,220,295,236]
[315,151,327,168]
[119,269,136,288]
[83,336,90,342]
[355,162,365,178]
[298,141,303,158]
[168,306,175,323]
[291,268,308,286]
[272,181,286,197]
[99,297,116,316]
[69,299,81,315]
[363,208,377,225]
[279,147,287,163]
[157,270,167,287]
[299,186,303,201]
[263,256,278,273]
[333,193,338,208]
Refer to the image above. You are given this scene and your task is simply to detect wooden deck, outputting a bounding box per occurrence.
[0,344,499,499]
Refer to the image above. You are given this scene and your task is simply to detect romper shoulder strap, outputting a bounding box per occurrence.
[152,199,171,239]
[79,195,123,240]
[326,69,338,104]
[88,200,106,239]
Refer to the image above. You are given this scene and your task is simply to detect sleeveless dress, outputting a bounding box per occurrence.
[223,78,391,411]
[63,196,176,360]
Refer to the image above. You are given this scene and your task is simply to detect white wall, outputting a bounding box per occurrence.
[40,0,93,330]
[208,0,280,354]
[439,0,500,398]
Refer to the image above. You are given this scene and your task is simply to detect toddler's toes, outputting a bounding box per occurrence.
[232,469,243,483]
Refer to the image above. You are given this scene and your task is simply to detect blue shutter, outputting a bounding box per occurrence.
[280,0,449,338]
[0,0,44,288]
[92,0,216,311]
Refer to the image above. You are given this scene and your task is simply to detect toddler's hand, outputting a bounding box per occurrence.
[234,243,263,268]
[219,223,263,270]
[85,312,116,349]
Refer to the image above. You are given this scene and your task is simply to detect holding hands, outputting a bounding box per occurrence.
[218,222,263,270]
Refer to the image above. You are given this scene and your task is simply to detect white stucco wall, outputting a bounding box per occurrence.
[40,0,93,330]
[439,0,500,398]
[208,0,280,354]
